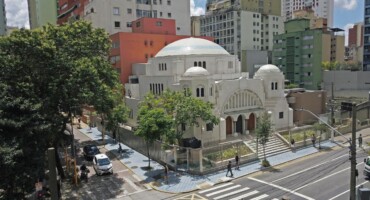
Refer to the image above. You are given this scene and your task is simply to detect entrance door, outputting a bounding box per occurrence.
[226,117,232,135]
[236,115,243,134]
[248,113,255,131]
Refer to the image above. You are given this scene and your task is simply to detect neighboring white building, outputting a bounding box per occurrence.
[83,0,190,35]
[199,10,283,59]
[282,0,333,27]
[125,38,292,145]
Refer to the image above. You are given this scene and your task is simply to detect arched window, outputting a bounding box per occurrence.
[198,61,202,67]
[196,88,200,97]
[203,61,206,69]
[194,61,197,66]
[271,82,274,90]
[165,63,167,70]
[275,82,278,90]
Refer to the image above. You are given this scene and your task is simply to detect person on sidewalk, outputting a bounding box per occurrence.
[291,138,295,151]
[235,154,240,170]
[226,161,233,177]
[359,134,363,148]
[118,143,122,153]
[311,134,316,147]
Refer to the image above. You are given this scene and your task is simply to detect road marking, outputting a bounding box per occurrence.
[206,185,241,197]
[198,182,233,194]
[328,181,368,200]
[116,169,129,173]
[272,152,351,183]
[115,188,151,198]
[173,193,208,200]
[293,162,364,192]
[250,194,269,200]
[213,187,250,200]
[248,177,314,200]
[229,190,259,200]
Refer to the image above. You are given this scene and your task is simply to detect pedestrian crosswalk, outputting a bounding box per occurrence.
[198,182,275,200]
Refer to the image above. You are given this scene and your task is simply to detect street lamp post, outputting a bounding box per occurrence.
[201,126,205,148]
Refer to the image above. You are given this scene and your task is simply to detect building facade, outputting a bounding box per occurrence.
[57,0,88,24]
[347,23,363,63]
[124,37,291,144]
[110,18,211,84]
[83,0,190,35]
[0,0,6,36]
[272,18,345,90]
[364,0,370,71]
[28,0,58,29]
[282,0,333,27]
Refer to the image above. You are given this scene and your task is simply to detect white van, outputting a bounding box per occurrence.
[364,156,370,178]
[93,154,113,175]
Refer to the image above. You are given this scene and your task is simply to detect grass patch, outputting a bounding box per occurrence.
[281,129,316,142]
[204,144,253,162]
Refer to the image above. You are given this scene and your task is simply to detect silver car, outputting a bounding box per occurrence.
[93,154,113,175]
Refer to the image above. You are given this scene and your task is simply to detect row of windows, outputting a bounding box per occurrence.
[224,92,258,110]
[159,63,167,71]
[150,83,164,95]
[194,61,206,68]
[110,55,121,64]
[271,82,278,90]
[136,0,171,5]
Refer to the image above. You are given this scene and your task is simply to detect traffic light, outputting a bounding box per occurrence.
[341,102,353,111]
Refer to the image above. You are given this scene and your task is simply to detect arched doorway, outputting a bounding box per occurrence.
[226,116,233,135]
[236,115,243,134]
[247,113,256,132]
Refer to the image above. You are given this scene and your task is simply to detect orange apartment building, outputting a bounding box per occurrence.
[110,18,213,84]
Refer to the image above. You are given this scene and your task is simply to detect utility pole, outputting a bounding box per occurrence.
[350,103,357,200]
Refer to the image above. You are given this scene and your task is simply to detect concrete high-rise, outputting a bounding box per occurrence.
[82,0,190,35]
[28,0,57,29]
[282,0,333,27]
[0,0,6,36]
[200,0,284,73]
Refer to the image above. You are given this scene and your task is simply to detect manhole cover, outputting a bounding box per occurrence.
[131,166,138,169]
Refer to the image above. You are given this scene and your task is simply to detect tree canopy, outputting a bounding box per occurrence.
[0,21,126,198]
[255,111,273,164]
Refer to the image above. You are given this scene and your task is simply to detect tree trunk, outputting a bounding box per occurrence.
[53,143,65,179]
[263,144,266,161]
[147,141,151,169]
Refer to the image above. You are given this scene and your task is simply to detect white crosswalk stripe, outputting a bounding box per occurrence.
[198,182,272,200]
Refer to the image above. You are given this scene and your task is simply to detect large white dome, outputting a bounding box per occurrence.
[155,37,230,57]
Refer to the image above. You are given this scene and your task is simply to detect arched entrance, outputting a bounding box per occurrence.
[236,115,243,134]
[226,116,233,135]
[247,113,256,132]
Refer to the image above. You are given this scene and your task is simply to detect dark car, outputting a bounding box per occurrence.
[83,145,100,160]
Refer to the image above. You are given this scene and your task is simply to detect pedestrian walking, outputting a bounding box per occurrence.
[235,154,240,170]
[164,164,169,184]
[118,143,122,153]
[226,161,233,177]
[311,134,316,147]
[78,118,81,128]
[359,134,363,148]
[291,138,295,151]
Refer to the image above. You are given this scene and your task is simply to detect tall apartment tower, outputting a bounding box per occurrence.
[28,0,58,29]
[0,0,6,36]
[200,0,283,72]
[282,0,333,27]
[364,0,370,71]
[82,0,190,35]
[347,22,363,63]
[272,18,344,90]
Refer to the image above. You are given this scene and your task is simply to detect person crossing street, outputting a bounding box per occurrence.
[226,161,233,177]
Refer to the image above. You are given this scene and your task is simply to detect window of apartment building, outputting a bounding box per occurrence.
[136,21,141,27]
[160,12,163,17]
[111,41,119,48]
[167,0,171,5]
[113,7,120,15]
[168,13,172,18]
[126,22,132,27]
[153,0,157,4]
[159,0,162,4]
[177,27,180,31]
[114,21,121,28]
[206,123,213,131]
[127,8,132,14]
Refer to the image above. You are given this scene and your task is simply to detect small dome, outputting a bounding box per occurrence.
[254,64,281,78]
[183,67,209,77]
[155,37,229,57]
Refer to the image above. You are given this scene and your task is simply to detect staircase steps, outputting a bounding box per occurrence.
[246,134,291,158]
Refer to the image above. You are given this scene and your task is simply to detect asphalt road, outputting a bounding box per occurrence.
[194,144,370,200]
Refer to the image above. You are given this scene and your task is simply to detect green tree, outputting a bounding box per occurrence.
[313,123,327,149]
[0,21,125,198]
[106,102,129,141]
[321,61,339,71]
[255,112,273,167]
[135,95,174,169]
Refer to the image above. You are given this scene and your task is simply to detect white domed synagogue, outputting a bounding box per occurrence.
[125,38,292,144]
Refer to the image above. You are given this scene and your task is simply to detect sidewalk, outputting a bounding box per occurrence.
[77,124,370,193]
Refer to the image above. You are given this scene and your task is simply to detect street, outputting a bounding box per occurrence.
[192,140,370,200]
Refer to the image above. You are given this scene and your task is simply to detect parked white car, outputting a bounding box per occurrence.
[93,154,113,175]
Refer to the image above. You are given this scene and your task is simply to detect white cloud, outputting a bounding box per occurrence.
[334,0,357,10]
[5,0,30,29]
[191,0,205,16]
[343,23,354,46]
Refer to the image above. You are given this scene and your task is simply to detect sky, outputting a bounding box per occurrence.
[4,0,365,45]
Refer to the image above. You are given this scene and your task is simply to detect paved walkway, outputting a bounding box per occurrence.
[77,125,370,193]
